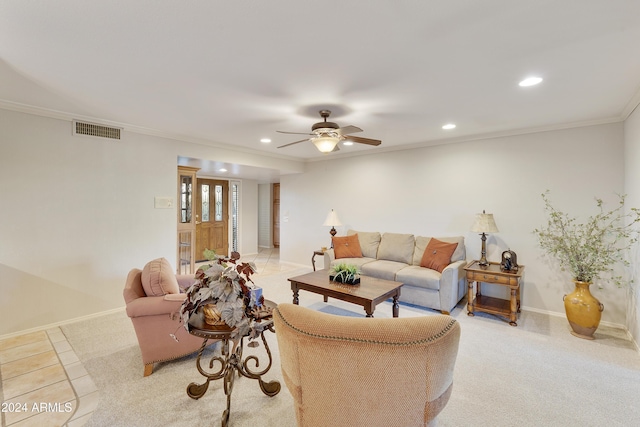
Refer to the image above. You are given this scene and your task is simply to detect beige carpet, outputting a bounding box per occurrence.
[61,267,640,426]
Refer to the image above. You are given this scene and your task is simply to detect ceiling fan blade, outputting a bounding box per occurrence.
[277,138,309,148]
[337,125,363,135]
[332,144,340,152]
[276,130,315,136]
[345,135,382,146]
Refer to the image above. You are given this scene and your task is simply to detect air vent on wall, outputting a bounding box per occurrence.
[73,120,122,140]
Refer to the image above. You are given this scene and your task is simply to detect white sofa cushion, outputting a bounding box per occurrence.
[377,233,415,264]
[347,230,381,259]
[330,257,377,270]
[361,260,408,281]
[413,236,466,266]
[396,265,441,291]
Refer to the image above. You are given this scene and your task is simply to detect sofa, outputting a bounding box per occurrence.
[274,303,461,427]
[324,230,466,314]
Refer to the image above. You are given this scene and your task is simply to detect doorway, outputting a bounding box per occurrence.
[272,183,280,248]
[195,178,229,261]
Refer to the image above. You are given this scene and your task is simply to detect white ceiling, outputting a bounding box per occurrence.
[2,1,640,179]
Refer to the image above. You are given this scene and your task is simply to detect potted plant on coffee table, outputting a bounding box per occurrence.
[533,191,640,339]
[330,263,361,285]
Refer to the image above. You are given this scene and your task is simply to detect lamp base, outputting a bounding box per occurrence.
[330,227,337,248]
[478,233,489,266]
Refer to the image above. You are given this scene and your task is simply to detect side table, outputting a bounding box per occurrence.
[186,302,281,427]
[464,260,524,326]
[311,249,325,271]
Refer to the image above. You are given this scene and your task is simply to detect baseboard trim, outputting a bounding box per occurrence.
[521,305,627,330]
[0,306,126,341]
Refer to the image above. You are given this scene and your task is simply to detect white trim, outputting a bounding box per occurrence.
[521,305,627,330]
[518,307,639,354]
[307,117,624,163]
[621,84,640,120]
[0,100,300,162]
[230,179,242,254]
[0,98,628,164]
[0,306,126,341]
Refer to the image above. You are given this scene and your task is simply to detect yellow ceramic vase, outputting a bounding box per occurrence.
[563,281,604,340]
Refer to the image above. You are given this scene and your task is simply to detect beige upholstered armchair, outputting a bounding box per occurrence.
[123,258,206,376]
[273,303,461,427]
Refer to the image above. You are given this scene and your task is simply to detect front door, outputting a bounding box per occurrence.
[195,179,229,261]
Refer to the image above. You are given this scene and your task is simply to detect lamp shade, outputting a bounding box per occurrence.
[323,209,342,227]
[312,136,339,153]
[471,210,499,233]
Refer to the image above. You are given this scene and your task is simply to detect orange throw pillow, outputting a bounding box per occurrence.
[420,238,459,273]
[333,234,363,259]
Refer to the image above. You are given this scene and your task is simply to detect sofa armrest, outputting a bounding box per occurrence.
[176,274,196,291]
[323,249,335,269]
[439,260,467,314]
[126,295,185,319]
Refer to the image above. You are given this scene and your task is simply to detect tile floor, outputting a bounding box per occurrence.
[0,248,291,427]
[0,328,98,427]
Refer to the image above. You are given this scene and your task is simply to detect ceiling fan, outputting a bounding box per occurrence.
[277,110,382,153]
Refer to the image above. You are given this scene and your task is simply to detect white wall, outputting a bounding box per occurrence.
[2,106,633,335]
[239,180,259,255]
[281,123,628,325]
[257,183,273,248]
[0,108,290,336]
[624,105,640,343]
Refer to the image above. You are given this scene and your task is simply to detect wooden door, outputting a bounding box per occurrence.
[273,183,280,248]
[195,179,229,261]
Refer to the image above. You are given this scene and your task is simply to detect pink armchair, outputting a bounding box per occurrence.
[273,303,461,427]
[123,260,207,376]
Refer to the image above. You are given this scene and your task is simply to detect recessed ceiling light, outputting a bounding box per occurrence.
[219,168,227,173]
[260,138,271,143]
[519,76,543,87]
[343,141,354,146]
[442,123,456,130]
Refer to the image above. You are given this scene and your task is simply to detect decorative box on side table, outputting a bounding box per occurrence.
[464,261,524,326]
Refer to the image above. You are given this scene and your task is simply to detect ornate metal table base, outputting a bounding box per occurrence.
[187,323,280,427]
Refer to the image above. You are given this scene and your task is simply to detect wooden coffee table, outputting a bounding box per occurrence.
[288,270,403,317]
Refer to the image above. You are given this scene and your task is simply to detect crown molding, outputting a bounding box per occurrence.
[0,98,628,165]
[0,99,302,163]
[621,84,640,120]
[306,116,624,163]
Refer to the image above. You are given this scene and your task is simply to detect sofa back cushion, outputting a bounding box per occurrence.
[413,236,466,266]
[141,257,180,296]
[377,233,415,264]
[333,234,363,259]
[347,230,381,259]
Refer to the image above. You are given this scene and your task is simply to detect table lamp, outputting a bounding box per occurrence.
[471,210,499,267]
[323,209,342,247]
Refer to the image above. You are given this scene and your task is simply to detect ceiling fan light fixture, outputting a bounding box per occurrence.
[312,136,340,153]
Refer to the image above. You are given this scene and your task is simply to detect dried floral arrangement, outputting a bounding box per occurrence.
[533,191,640,286]
[171,250,269,341]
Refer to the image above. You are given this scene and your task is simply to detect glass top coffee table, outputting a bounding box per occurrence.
[288,270,403,318]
